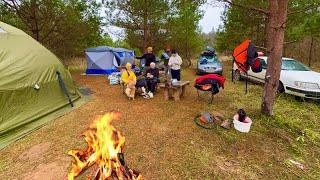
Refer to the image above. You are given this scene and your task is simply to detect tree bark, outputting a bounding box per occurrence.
[265,1,277,54]
[261,0,288,116]
[142,0,148,51]
[30,0,40,41]
[308,37,314,67]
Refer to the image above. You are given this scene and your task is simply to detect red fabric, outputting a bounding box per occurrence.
[252,59,261,69]
[195,74,226,88]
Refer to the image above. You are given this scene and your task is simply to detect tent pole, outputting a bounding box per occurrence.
[232,58,234,83]
[56,71,74,107]
[245,72,248,94]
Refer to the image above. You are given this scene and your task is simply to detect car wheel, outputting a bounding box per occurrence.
[234,70,242,81]
[277,81,285,93]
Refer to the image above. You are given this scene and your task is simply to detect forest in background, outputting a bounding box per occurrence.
[1,0,319,67]
[215,0,320,68]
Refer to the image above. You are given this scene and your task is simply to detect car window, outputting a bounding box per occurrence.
[259,58,267,69]
[199,55,217,64]
[281,60,310,71]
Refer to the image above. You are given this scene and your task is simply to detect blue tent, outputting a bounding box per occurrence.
[85,46,135,74]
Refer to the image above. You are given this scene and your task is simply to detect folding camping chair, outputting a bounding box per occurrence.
[195,81,220,104]
[194,74,225,104]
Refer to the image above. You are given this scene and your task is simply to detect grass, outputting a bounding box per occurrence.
[63,57,87,72]
[0,57,319,179]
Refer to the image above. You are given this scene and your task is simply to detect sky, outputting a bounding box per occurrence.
[199,4,224,33]
[106,4,225,40]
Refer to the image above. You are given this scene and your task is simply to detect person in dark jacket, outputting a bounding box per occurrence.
[136,47,156,67]
[145,62,159,95]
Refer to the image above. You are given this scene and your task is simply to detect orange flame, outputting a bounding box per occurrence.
[68,112,142,180]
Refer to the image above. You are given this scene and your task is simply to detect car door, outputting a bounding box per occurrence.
[247,58,267,83]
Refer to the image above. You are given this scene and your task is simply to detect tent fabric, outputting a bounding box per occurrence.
[0,27,6,33]
[85,46,135,75]
[0,21,80,148]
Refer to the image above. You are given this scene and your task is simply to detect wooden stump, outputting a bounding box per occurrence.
[181,85,186,97]
[164,87,170,100]
[173,88,180,101]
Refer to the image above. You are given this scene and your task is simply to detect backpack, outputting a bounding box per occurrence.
[251,59,262,73]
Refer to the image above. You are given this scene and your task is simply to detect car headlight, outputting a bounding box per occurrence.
[294,81,320,89]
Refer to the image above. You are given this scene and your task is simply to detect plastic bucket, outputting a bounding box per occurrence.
[233,114,252,133]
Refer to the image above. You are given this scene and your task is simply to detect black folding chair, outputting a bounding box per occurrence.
[194,80,220,104]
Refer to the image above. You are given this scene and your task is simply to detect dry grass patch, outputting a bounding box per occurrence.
[0,59,319,179]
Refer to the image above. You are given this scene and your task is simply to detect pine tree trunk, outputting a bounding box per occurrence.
[31,0,40,41]
[143,0,148,50]
[261,0,288,116]
[265,1,277,54]
[308,37,314,67]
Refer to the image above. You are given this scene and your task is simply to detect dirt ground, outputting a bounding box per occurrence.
[0,64,319,179]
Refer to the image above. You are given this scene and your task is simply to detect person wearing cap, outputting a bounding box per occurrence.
[136,46,156,67]
[168,49,182,81]
[121,63,137,100]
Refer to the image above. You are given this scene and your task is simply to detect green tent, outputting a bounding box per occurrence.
[0,22,80,149]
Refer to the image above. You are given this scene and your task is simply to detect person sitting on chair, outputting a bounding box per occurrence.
[121,63,137,100]
[145,62,159,97]
[135,76,149,99]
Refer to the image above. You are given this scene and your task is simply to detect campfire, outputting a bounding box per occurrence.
[67,112,142,180]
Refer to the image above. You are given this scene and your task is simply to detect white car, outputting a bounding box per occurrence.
[233,56,320,100]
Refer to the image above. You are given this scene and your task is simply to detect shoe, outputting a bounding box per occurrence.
[141,92,147,96]
[148,91,154,98]
[143,95,150,99]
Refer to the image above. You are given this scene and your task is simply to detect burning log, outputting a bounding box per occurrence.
[67,112,142,180]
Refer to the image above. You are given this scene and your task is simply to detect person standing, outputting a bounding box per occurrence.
[168,49,182,81]
[136,46,156,68]
[161,48,171,71]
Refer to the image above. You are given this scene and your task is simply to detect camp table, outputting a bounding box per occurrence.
[161,81,190,101]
